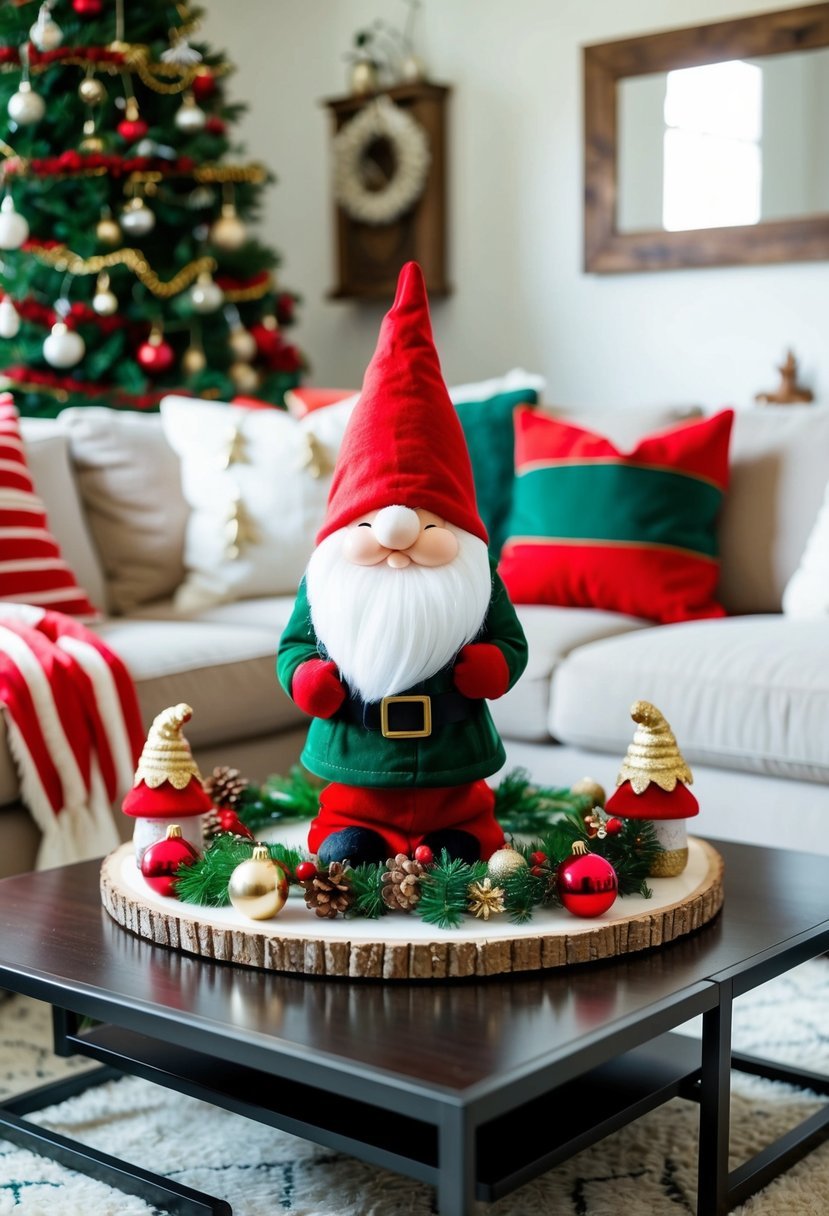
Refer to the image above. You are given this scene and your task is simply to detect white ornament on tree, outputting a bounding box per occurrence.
[0,195,29,250]
[43,321,85,369]
[92,272,118,316]
[190,271,223,313]
[120,197,156,238]
[29,2,63,51]
[0,298,21,339]
[175,92,206,133]
[209,203,247,252]
[8,81,46,126]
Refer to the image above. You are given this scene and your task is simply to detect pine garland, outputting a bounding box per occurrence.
[417,852,488,930]
[493,768,593,834]
[173,834,303,906]
[348,862,387,919]
[236,766,325,833]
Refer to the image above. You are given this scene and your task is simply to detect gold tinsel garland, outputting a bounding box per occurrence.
[0,44,229,95]
[33,246,217,297]
[0,160,268,185]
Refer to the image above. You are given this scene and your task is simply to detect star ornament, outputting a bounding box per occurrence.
[467,877,505,921]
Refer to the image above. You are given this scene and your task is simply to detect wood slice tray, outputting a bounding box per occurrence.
[100,838,724,981]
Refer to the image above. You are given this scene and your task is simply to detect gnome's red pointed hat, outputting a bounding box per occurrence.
[316,261,487,544]
[122,703,213,818]
[604,701,699,820]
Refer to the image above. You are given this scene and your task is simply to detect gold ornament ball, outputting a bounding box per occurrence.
[96,217,122,246]
[78,77,106,106]
[182,345,207,376]
[487,845,529,883]
[229,361,260,393]
[209,208,247,253]
[80,134,105,154]
[571,777,607,808]
[228,326,257,361]
[227,845,288,920]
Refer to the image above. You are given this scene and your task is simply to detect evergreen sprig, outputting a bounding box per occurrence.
[494,768,593,835]
[348,862,388,919]
[237,766,324,832]
[417,851,488,929]
[173,835,304,906]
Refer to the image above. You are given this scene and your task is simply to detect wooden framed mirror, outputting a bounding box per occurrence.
[583,3,829,272]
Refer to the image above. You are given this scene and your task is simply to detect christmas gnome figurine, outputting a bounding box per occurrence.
[604,701,699,877]
[277,261,529,866]
[122,703,212,865]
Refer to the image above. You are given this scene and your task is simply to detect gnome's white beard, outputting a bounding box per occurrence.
[306,527,492,703]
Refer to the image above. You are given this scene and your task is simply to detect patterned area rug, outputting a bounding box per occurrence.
[1,961,829,1215]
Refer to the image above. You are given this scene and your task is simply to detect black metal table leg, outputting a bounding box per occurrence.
[437,1104,476,1216]
[698,976,733,1216]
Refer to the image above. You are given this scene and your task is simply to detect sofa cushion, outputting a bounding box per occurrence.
[60,407,190,614]
[550,616,829,783]
[160,395,357,610]
[1,401,100,617]
[781,476,829,618]
[717,405,829,614]
[489,604,653,742]
[499,407,734,624]
[93,617,306,748]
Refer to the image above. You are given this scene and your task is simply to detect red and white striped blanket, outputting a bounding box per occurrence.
[0,605,145,869]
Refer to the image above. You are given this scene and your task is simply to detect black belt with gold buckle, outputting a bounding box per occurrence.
[339,691,474,739]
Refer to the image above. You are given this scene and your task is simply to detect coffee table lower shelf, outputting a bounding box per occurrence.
[62,1019,703,1201]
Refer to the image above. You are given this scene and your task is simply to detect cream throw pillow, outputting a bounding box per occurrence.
[160,396,357,611]
[782,479,829,617]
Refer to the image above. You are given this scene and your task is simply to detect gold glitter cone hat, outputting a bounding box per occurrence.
[122,703,213,818]
[616,701,693,794]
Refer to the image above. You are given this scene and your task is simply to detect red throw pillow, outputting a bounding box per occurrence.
[283,387,357,418]
[0,396,98,617]
[498,407,734,624]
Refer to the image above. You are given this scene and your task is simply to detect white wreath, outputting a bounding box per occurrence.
[333,95,431,226]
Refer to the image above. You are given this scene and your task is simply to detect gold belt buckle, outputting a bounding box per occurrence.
[380,695,432,739]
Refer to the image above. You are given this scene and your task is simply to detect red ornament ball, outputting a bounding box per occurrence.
[556,852,618,918]
[192,71,217,102]
[136,337,175,375]
[605,817,624,836]
[414,844,433,865]
[205,116,226,136]
[73,0,103,14]
[295,861,317,882]
[117,118,149,143]
[140,830,199,898]
[530,850,548,866]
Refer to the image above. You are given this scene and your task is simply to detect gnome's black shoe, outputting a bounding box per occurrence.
[421,828,481,864]
[317,827,388,866]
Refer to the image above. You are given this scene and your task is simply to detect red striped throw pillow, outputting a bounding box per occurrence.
[0,396,98,617]
[498,407,734,624]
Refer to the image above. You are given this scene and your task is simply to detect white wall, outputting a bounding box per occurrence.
[202,0,828,411]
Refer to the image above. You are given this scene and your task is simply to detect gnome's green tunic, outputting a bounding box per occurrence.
[277,565,528,788]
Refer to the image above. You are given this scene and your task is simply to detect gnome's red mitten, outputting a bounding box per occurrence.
[453,643,510,700]
[291,659,347,718]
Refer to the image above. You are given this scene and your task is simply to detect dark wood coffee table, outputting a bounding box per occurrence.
[0,840,828,1216]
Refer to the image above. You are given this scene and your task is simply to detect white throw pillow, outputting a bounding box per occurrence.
[160,396,357,612]
[782,478,829,617]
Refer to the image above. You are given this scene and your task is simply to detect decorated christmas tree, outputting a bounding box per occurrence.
[0,0,305,417]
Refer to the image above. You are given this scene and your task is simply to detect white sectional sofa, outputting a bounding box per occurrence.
[2,399,827,874]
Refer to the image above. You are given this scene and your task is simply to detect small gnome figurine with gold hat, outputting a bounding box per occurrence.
[122,703,213,865]
[604,700,699,877]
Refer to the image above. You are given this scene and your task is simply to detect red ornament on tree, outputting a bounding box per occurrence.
[205,116,226,136]
[140,824,199,897]
[73,0,103,14]
[192,70,217,102]
[556,844,618,918]
[117,117,149,143]
[137,327,175,375]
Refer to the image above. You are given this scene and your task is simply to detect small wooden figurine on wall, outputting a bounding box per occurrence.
[755,350,814,405]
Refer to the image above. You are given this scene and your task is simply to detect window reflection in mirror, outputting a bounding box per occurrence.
[618,48,829,234]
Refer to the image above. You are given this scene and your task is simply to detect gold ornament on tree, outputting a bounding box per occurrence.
[228,323,257,361]
[96,212,122,246]
[229,361,260,393]
[210,188,248,252]
[78,71,106,107]
[227,844,288,920]
[92,271,118,316]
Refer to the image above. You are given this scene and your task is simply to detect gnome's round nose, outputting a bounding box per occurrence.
[372,506,420,551]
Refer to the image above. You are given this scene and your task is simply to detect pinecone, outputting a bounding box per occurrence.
[300,861,354,919]
[202,806,221,842]
[203,765,248,809]
[381,853,425,912]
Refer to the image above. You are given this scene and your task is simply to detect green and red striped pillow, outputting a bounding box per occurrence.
[498,407,734,624]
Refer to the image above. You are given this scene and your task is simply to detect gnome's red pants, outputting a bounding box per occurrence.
[307,780,504,860]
